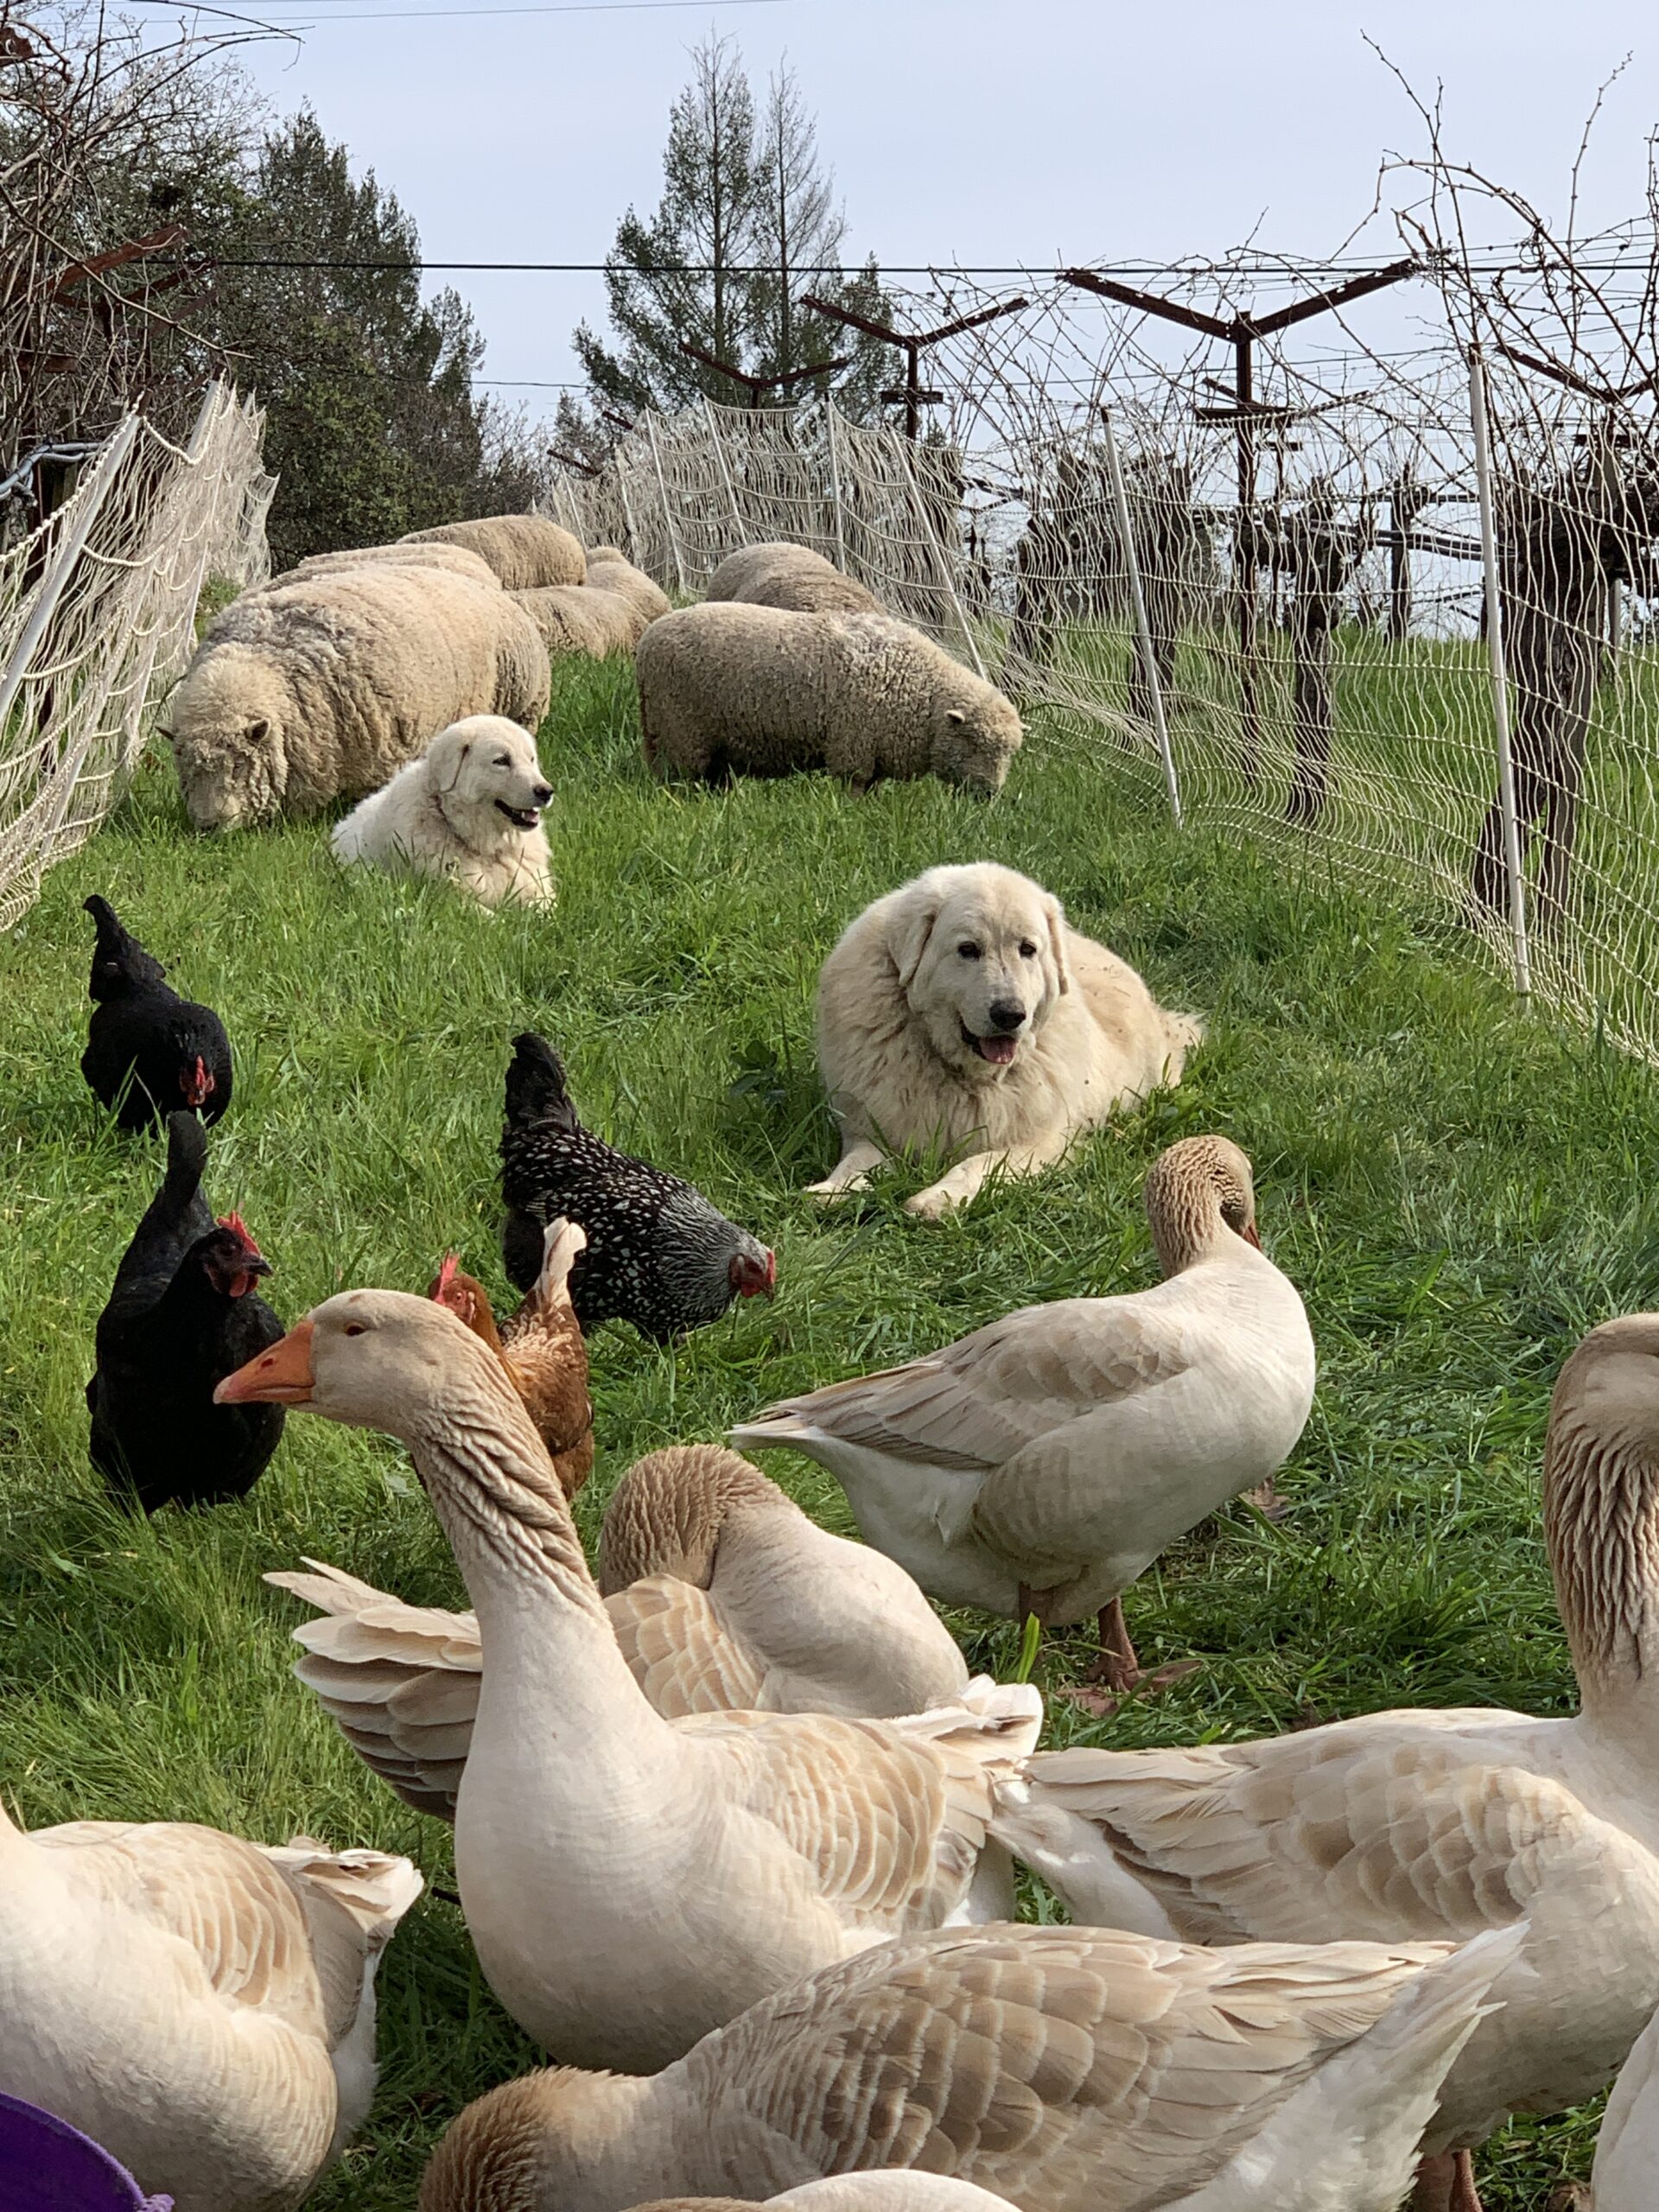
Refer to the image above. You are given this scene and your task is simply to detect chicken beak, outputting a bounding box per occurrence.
[1241,1221,1262,1251]
[215,1318,316,1404]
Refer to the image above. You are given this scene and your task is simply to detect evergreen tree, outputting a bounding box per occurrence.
[575,37,894,419]
[210,111,538,566]
[748,63,892,417]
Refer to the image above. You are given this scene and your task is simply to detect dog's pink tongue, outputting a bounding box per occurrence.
[977,1034,1019,1065]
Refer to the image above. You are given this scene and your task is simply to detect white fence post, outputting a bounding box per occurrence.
[703,396,746,539]
[825,403,849,575]
[613,454,645,575]
[1101,407,1181,829]
[0,411,140,742]
[1467,347,1532,999]
[893,427,987,680]
[644,413,686,596]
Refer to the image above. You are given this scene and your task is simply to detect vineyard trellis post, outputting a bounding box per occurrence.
[702,397,746,535]
[825,402,849,575]
[613,457,644,573]
[1100,407,1181,828]
[644,412,686,594]
[0,410,138,741]
[892,426,987,679]
[1467,347,1533,1000]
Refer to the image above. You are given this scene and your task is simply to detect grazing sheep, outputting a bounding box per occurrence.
[167,569,550,832]
[511,584,647,659]
[636,604,1022,796]
[276,543,502,590]
[584,549,672,626]
[810,862,1203,1217]
[400,514,585,590]
[332,715,556,907]
[707,540,878,614]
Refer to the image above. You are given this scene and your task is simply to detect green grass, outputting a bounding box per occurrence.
[4,652,1658,2204]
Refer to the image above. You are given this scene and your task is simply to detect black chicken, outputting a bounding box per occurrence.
[80,895,232,1132]
[499,1032,776,1343]
[87,1112,286,1511]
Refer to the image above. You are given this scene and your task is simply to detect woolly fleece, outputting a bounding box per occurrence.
[168,568,551,831]
[400,514,584,589]
[636,603,1021,795]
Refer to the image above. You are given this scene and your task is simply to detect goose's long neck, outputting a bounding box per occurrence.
[1545,1416,1659,1738]
[406,1371,655,1738]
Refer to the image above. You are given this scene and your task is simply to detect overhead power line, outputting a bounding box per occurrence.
[196,255,1654,280]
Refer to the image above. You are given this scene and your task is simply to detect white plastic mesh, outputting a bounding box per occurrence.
[552,339,1659,1062]
[0,383,273,930]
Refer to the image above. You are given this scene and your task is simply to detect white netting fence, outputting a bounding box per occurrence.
[550,296,1659,1065]
[0,383,274,930]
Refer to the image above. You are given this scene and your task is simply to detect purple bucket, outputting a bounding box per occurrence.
[0,2094,172,2211]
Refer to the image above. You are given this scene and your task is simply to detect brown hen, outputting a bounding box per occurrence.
[427,1218,594,1497]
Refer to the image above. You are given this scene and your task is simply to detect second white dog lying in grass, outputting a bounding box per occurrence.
[332,715,555,907]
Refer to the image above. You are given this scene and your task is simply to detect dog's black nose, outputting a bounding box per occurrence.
[531,784,553,806]
[988,1000,1026,1033]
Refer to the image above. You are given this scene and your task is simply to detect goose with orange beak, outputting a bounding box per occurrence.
[216,1289,1042,2075]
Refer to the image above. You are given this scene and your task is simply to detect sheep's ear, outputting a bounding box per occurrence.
[247,717,270,744]
[1044,893,1072,996]
[891,893,943,991]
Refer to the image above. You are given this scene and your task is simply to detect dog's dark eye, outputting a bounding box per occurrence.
[493,755,512,767]
[1018,940,1038,958]
[343,1323,367,1338]
[957,942,981,960]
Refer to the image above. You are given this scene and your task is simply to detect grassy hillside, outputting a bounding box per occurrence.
[3,653,1656,2204]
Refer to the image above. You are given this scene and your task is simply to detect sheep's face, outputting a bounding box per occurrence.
[164,650,289,831]
[930,691,1022,796]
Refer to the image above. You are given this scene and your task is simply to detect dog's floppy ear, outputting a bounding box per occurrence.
[1043,893,1072,996]
[889,890,944,993]
[429,728,471,795]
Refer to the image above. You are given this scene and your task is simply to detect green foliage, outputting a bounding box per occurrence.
[1,660,1650,2202]
[575,37,896,422]
[207,111,536,569]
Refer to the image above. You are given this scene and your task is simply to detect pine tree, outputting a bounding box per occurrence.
[575,38,894,419]
[748,63,892,416]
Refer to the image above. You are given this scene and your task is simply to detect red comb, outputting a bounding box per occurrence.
[433,1253,460,1300]
[215,1211,261,1258]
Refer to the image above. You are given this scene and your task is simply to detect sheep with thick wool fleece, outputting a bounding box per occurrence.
[636,603,1021,795]
[511,584,648,659]
[276,543,501,589]
[167,567,551,832]
[400,514,584,589]
[706,540,878,614]
[583,549,672,626]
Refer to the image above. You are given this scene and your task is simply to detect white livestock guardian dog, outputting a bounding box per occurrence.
[331,715,555,907]
[810,862,1203,1217]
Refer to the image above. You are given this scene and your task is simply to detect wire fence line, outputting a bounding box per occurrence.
[0,384,274,931]
[547,321,1659,1066]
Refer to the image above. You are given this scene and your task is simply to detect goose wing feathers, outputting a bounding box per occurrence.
[678,1925,1447,2208]
[738,1302,1192,1472]
[683,1684,1042,1934]
[1014,1727,1653,1945]
[29,1820,418,2045]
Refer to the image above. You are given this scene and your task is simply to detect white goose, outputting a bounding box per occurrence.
[264,1447,970,1818]
[1592,1993,1659,2210]
[0,1800,419,2212]
[416,1921,1518,2212]
[219,1294,1039,2074]
[995,1313,1659,2212]
[732,1135,1315,1689]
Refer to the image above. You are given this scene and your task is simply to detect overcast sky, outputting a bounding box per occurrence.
[234,0,1659,416]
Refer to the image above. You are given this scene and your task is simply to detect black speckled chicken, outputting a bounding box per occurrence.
[499,1032,775,1344]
